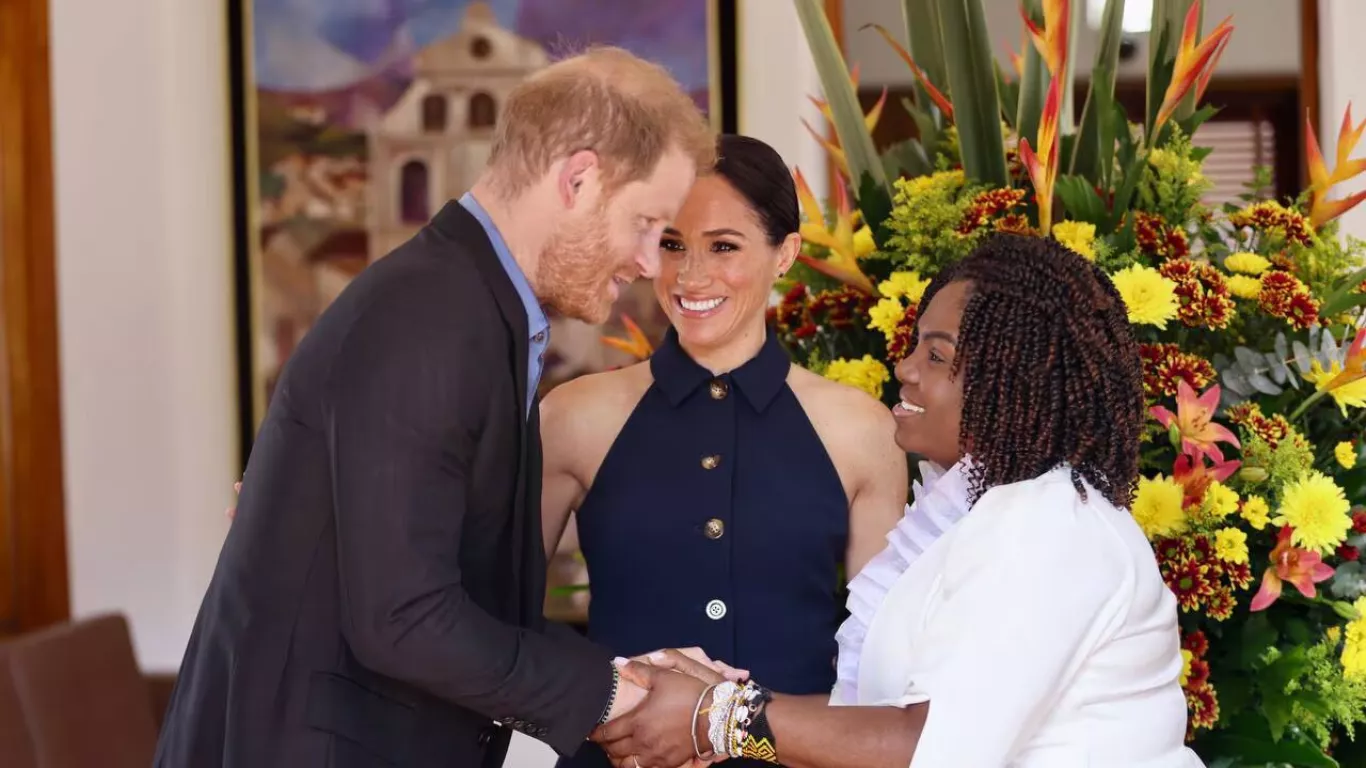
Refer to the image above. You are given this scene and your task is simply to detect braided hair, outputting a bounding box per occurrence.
[911,232,1145,509]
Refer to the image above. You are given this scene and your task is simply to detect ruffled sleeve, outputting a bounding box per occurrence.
[831,460,972,704]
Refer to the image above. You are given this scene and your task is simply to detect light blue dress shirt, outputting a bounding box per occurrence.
[459,193,549,416]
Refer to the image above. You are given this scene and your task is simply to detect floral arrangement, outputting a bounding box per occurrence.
[785,0,1366,763]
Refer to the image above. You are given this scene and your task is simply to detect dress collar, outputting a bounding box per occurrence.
[649,326,790,412]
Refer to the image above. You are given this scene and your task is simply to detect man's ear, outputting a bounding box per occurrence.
[557,149,600,209]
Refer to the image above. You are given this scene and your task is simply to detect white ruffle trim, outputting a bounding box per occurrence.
[832,459,972,704]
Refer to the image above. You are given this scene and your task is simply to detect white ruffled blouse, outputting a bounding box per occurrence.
[832,459,972,704]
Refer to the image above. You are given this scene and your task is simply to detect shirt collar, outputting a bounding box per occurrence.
[458,192,548,340]
[649,326,791,412]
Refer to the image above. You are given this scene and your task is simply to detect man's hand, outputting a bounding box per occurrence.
[604,666,647,722]
[592,661,711,768]
[634,648,746,684]
[226,480,241,520]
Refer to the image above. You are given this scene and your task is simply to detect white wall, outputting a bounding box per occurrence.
[49,0,237,671]
[1318,0,1366,242]
[844,0,1301,88]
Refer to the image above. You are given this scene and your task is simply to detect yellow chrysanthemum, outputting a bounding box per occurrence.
[1271,471,1353,554]
[853,226,877,258]
[823,355,890,399]
[867,298,905,341]
[1213,527,1249,564]
[1200,481,1239,520]
[1109,265,1180,329]
[1226,274,1262,300]
[1053,221,1097,260]
[1240,495,1271,530]
[878,271,931,304]
[1179,648,1194,686]
[1344,596,1366,682]
[1132,475,1188,539]
[1305,359,1366,416]
[1337,441,1358,469]
[1224,252,1271,275]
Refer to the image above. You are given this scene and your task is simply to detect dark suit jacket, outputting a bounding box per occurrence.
[154,202,615,767]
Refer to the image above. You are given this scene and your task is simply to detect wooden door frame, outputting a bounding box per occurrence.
[0,0,71,634]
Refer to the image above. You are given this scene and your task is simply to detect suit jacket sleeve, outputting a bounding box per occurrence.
[322,283,614,756]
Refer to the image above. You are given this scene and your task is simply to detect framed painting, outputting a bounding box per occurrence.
[227,0,739,464]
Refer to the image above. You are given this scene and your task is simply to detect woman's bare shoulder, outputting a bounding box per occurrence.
[788,365,896,434]
[540,361,653,445]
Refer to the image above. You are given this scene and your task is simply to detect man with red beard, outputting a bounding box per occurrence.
[154,46,715,768]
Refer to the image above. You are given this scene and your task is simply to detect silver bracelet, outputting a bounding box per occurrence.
[708,681,738,757]
[691,683,717,759]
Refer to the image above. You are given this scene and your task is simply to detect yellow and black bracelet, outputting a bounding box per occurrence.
[731,681,779,764]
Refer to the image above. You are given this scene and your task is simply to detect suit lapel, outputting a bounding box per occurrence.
[431,201,532,613]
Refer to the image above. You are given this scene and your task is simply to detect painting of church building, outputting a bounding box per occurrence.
[233,0,733,451]
[366,4,548,258]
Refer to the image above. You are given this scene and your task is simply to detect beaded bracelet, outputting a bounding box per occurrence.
[725,680,780,764]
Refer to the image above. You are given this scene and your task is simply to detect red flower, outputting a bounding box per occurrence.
[1258,270,1321,330]
[1226,403,1293,449]
[886,306,919,363]
[1351,509,1366,535]
[1135,212,1191,260]
[1185,681,1220,732]
[1159,258,1235,329]
[1183,630,1209,658]
[957,188,1027,234]
[1250,526,1337,611]
[1140,343,1217,401]
[1204,587,1236,620]
[1167,559,1212,611]
[1339,544,1361,562]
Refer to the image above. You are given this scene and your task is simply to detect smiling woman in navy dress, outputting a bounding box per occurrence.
[539,135,907,768]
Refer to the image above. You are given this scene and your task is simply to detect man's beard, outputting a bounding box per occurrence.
[537,209,622,325]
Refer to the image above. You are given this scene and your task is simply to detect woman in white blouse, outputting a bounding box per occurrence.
[595,233,1201,767]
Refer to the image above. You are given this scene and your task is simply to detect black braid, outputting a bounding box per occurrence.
[911,232,1145,509]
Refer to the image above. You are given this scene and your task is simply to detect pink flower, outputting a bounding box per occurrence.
[1150,380,1241,463]
[1249,527,1336,611]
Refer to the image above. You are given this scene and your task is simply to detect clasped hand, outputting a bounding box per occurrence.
[591,648,748,768]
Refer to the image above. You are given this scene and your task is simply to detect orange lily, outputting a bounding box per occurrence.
[1171,453,1240,510]
[600,314,653,360]
[793,168,876,294]
[865,24,954,121]
[1022,0,1071,77]
[1149,380,1241,463]
[1018,76,1061,233]
[802,64,888,180]
[1154,2,1234,137]
[1306,103,1366,228]
[1249,526,1336,611]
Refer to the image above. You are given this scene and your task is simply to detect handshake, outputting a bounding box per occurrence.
[590,648,755,768]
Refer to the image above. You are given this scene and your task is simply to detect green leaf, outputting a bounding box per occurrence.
[855,172,895,244]
[937,0,1009,186]
[1201,732,1340,768]
[1240,612,1280,667]
[902,97,942,155]
[1259,690,1295,742]
[793,0,889,196]
[1015,0,1048,148]
[1177,104,1221,137]
[994,60,1020,128]
[1056,175,1107,224]
[1317,263,1366,317]
[1070,0,1126,181]
[1106,150,1148,231]
[881,138,933,180]
[1057,0,1082,136]
[900,0,950,114]
[1144,0,1178,139]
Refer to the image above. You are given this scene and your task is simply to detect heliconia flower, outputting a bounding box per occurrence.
[1306,103,1366,228]
[803,64,888,180]
[1249,526,1336,611]
[600,314,653,360]
[1018,76,1061,233]
[1022,0,1071,77]
[793,168,876,295]
[1149,379,1241,463]
[1154,2,1234,137]
[865,24,954,121]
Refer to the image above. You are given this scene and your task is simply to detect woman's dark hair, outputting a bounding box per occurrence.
[911,232,1145,509]
[714,134,799,246]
